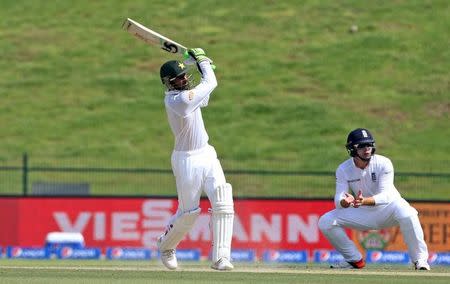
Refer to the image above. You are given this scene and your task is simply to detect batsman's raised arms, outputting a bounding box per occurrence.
[122,18,187,55]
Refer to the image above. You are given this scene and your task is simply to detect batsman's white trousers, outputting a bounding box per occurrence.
[171,144,226,213]
[318,198,429,263]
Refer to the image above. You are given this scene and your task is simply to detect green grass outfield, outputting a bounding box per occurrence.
[0,260,449,284]
[0,1,449,198]
[1,0,449,171]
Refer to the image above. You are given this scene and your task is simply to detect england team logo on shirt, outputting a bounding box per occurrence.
[371,173,377,182]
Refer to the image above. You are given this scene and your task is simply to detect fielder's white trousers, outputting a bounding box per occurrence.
[171,144,227,213]
[318,198,429,263]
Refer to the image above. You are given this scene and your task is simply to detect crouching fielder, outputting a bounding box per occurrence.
[318,128,429,270]
[156,48,234,271]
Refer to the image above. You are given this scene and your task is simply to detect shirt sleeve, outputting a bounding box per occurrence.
[199,96,210,108]
[167,61,217,117]
[372,158,394,205]
[334,167,349,208]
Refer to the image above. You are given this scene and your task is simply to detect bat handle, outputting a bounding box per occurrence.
[183,51,216,70]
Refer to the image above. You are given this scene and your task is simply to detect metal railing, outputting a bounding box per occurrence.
[0,153,448,200]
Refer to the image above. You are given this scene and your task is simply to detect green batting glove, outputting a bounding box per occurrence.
[183,49,216,70]
[187,48,209,63]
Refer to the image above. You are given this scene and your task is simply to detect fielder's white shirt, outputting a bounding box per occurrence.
[334,154,402,208]
[164,61,217,151]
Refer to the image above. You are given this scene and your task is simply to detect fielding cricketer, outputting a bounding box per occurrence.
[156,48,234,271]
[318,128,430,270]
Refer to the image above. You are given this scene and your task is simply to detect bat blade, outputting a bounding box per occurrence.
[122,18,187,55]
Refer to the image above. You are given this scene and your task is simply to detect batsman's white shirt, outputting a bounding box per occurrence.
[164,61,217,152]
[163,61,225,212]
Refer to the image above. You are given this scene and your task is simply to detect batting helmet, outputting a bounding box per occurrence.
[160,60,190,90]
[345,128,376,157]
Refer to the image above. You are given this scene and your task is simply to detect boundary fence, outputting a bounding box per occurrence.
[0,153,448,199]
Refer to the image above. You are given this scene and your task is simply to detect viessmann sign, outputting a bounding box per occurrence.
[0,198,335,256]
[0,198,447,257]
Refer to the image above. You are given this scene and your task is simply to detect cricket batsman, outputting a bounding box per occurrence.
[156,48,234,271]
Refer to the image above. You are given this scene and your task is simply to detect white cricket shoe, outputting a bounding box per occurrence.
[157,236,177,270]
[211,257,234,271]
[160,249,178,270]
[330,258,365,269]
[414,260,430,271]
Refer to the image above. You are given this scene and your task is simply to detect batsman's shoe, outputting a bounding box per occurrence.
[414,260,430,271]
[211,257,234,271]
[157,236,177,270]
[160,249,178,270]
[330,258,365,269]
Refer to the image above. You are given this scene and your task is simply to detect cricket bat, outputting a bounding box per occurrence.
[122,18,187,55]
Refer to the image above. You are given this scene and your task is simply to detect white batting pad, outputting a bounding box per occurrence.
[158,207,201,251]
[211,183,234,262]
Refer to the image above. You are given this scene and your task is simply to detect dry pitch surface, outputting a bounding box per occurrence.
[0,261,449,283]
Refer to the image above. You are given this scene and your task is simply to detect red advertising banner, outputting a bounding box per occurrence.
[0,198,447,257]
[0,197,335,256]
